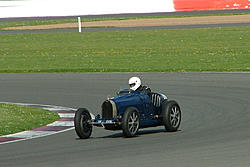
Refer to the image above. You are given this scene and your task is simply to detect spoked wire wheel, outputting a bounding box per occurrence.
[74,108,93,139]
[169,105,181,128]
[128,112,139,135]
[80,113,92,133]
[122,110,140,137]
[162,100,181,132]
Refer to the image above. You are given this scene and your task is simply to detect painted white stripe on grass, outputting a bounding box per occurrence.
[47,121,74,127]
[5,131,55,138]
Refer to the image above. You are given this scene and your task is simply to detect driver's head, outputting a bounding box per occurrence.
[129,77,141,91]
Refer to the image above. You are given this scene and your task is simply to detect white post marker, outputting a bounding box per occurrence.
[78,17,82,33]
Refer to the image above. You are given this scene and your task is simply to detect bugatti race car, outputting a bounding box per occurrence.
[74,88,181,138]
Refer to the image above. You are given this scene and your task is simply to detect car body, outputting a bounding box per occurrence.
[74,88,181,138]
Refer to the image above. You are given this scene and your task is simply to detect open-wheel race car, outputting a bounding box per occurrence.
[74,88,181,138]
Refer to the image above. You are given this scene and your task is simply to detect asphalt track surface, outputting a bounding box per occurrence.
[0,73,249,167]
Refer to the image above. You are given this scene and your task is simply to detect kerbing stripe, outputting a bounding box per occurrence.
[0,102,78,145]
[0,137,23,142]
[5,131,55,138]
[59,118,74,121]
[54,110,75,113]
[47,121,74,126]
[32,126,72,131]
[43,107,66,111]
[58,113,75,118]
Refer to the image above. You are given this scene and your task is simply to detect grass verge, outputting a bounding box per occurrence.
[0,26,249,72]
[0,103,60,136]
[0,12,249,30]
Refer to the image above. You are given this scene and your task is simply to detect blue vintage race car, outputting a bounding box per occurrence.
[74,88,181,138]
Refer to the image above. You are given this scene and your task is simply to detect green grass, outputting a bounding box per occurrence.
[0,103,60,136]
[0,26,249,72]
[0,12,249,30]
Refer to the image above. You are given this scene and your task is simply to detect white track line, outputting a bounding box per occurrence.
[58,113,75,118]
[47,121,74,126]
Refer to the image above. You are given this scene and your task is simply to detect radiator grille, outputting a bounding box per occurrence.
[102,100,113,118]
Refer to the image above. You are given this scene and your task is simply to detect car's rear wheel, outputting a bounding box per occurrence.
[162,100,181,132]
[122,109,140,137]
[74,108,92,139]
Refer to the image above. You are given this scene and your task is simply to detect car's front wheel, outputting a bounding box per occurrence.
[122,109,140,137]
[74,108,92,139]
[162,100,181,132]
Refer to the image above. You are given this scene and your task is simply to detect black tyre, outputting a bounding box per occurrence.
[122,109,140,137]
[74,108,92,139]
[162,100,181,132]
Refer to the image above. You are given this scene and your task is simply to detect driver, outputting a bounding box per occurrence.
[129,77,151,96]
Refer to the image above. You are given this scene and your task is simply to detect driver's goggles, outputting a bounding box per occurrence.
[129,83,135,87]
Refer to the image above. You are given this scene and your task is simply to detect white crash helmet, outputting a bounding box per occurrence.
[129,77,141,91]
